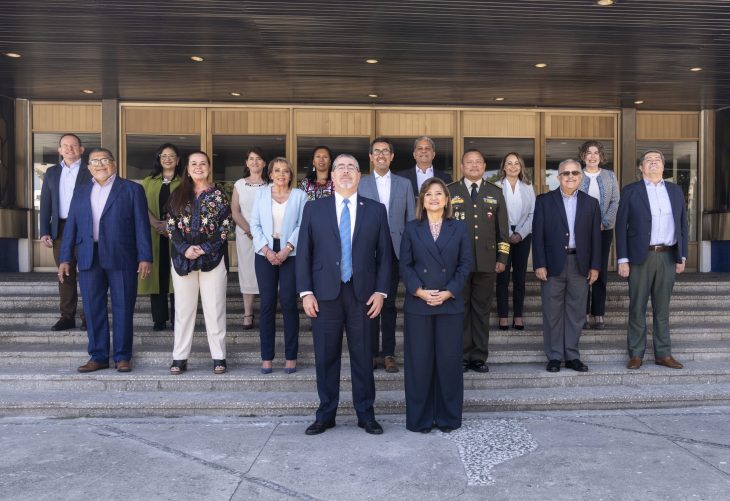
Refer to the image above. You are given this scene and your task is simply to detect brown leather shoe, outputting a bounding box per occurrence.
[627,356,642,369]
[384,356,399,373]
[655,356,683,369]
[115,360,131,372]
[77,360,109,373]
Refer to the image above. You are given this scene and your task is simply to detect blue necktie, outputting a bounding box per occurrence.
[339,199,353,283]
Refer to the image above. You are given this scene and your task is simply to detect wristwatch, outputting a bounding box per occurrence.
[286,242,295,252]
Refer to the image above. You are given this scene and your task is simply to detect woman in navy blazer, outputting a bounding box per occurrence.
[399,178,473,433]
[250,157,307,374]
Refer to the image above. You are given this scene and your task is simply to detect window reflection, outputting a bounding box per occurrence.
[32,133,101,238]
[636,141,698,241]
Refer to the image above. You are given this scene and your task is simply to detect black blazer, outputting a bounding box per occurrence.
[398,167,452,198]
[615,180,688,265]
[296,194,392,302]
[532,188,601,277]
[39,162,92,239]
[399,218,473,315]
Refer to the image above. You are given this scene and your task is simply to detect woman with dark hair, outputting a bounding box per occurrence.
[399,177,473,433]
[138,143,182,331]
[298,145,334,200]
[166,151,232,375]
[578,140,620,330]
[231,147,269,330]
[250,157,306,374]
[495,152,536,331]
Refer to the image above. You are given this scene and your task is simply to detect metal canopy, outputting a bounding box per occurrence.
[1,0,729,110]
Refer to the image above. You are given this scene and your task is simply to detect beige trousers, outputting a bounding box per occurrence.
[171,259,227,360]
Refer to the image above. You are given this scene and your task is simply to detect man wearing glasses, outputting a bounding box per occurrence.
[532,159,600,373]
[39,133,92,331]
[358,137,415,373]
[616,149,688,370]
[297,154,392,436]
[59,148,152,373]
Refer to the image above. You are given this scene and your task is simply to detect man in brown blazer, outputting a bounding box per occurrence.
[449,149,510,373]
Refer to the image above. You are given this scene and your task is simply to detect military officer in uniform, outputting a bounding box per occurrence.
[449,149,510,373]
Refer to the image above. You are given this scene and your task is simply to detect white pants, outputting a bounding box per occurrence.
[171,259,227,360]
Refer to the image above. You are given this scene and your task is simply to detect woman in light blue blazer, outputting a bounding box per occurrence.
[250,157,307,374]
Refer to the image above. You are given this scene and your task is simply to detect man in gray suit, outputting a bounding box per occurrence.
[39,133,92,331]
[359,137,415,372]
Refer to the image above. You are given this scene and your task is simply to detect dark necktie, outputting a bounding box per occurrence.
[470,183,478,203]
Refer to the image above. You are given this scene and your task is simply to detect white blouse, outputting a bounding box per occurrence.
[271,199,288,239]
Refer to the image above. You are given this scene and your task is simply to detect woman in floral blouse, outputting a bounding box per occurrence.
[298,145,334,200]
[166,151,232,375]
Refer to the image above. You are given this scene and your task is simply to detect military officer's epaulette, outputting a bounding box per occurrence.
[498,241,511,255]
[447,180,461,189]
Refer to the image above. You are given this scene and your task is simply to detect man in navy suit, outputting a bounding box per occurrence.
[358,137,415,373]
[59,148,152,373]
[616,149,689,370]
[533,159,600,373]
[39,133,92,331]
[398,136,452,197]
[297,153,393,435]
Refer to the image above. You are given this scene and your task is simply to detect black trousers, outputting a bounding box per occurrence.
[586,229,613,316]
[496,234,532,318]
[370,255,399,358]
[150,235,174,324]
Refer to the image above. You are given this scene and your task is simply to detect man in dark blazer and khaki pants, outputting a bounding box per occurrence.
[616,149,688,370]
[533,159,601,372]
[39,133,92,331]
[449,149,510,373]
[297,154,392,436]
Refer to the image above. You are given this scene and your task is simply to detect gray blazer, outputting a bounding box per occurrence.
[358,172,415,259]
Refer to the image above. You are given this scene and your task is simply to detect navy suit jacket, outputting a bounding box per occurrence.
[398,167,452,198]
[399,218,473,315]
[532,189,601,277]
[60,177,153,271]
[296,194,392,302]
[615,179,688,265]
[39,162,92,239]
[358,172,416,259]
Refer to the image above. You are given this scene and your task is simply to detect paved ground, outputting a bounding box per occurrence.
[2,406,729,500]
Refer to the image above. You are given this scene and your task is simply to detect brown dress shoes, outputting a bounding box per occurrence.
[655,356,683,369]
[77,360,109,373]
[383,356,399,373]
[115,360,131,372]
[626,356,643,369]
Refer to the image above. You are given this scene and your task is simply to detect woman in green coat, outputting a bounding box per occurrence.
[138,143,182,330]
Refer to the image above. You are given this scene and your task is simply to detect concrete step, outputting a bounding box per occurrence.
[3,381,730,417]
[3,339,730,368]
[1,361,728,393]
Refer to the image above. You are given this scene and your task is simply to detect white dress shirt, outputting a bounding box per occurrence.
[560,188,578,249]
[416,165,434,193]
[463,177,483,194]
[502,180,522,228]
[645,179,676,246]
[373,170,391,217]
[90,175,116,242]
[59,159,82,219]
[334,191,357,240]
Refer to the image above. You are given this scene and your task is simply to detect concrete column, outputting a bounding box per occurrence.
[102,99,119,158]
[620,107,637,187]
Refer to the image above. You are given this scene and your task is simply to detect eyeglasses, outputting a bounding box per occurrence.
[89,158,113,166]
[159,154,178,160]
[333,165,359,173]
[372,148,392,156]
[559,170,581,177]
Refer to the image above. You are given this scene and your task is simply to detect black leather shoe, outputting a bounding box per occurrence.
[565,359,589,372]
[463,360,470,373]
[51,317,75,331]
[305,420,336,435]
[512,322,525,331]
[153,321,166,331]
[358,419,384,435]
[79,319,87,331]
[438,425,456,433]
[546,360,561,372]
[470,361,489,373]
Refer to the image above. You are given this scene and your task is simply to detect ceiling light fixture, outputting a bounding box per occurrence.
[81,89,95,94]
[596,0,614,6]
[230,92,241,97]
[4,52,21,58]
[634,100,644,105]
[690,67,703,72]
[494,97,505,101]
[190,56,204,62]
[365,59,379,64]
[368,93,378,98]
[534,63,548,68]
